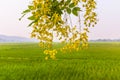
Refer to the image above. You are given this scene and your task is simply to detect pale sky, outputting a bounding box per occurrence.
[0,0,120,40]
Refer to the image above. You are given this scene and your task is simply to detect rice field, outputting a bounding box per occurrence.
[0,42,120,80]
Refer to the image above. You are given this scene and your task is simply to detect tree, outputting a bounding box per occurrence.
[20,0,97,60]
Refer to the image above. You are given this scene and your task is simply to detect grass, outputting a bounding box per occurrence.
[0,42,120,80]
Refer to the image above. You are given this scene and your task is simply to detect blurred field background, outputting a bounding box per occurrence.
[0,42,120,80]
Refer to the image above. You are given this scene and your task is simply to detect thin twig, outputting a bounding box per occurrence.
[78,11,81,33]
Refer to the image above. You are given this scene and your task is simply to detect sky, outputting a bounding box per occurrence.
[0,0,120,40]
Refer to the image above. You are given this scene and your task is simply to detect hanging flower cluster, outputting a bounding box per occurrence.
[20,0,97,60]
[44,49,57,60]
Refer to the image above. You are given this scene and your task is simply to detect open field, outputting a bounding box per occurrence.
[0,42,120,80]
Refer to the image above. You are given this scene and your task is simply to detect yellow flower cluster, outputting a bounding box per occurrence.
[44,49,57,60]
[80,32,89,49]
[60,26,89,53]
[30,1,55,48]
[22,0,97,60]
[83,0,97,27]
[60,43,80,53]
[72,0,80,5]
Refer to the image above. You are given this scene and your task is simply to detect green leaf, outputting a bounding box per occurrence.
[28,5,34,10]
[72,8,78,16]
[22,9,30,14]
[72,7,81,16]
[28,19,38,27]
[19,14,26,21]
[28,16,36,20]
[28,21,34,27]
[74,7,81,11]
[61,6,66,10]
[53,0,59,6]
[69,3,75,8]
[66,8,71,14]
[65,0,71,5]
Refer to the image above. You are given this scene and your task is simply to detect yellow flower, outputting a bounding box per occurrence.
[44,50,49,55]
[82,0,86,2]
[53,49,57,54]
[45,56,48,60]
[76,48,79,51]
[84,28,89,32]
[50,55,56,59]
